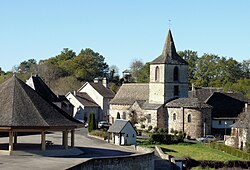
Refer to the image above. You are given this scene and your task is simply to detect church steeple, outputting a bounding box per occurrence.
[151,30,188,65]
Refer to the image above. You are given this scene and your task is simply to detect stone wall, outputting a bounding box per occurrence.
[67,152,154,170]
[167,107,212,139]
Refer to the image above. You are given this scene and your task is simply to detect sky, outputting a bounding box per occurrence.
[0,1,250,74]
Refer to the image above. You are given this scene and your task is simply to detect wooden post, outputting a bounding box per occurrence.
[9,131,14,152]
[63,131,68,149]
[41,131,46,151]
[71,130,75,147]
[14,132,17,144]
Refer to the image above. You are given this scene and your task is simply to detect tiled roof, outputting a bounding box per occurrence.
[151,30,188,65]
[0,76,82,129]
[75,92,99,107]
[189,87,223,102]
[108,119,135,133]
[80,82,115,98]
[26,75,60,102]
[166,98,212,109]
[110,83,149,105]
[233,111,250,128]
[205,92,246,118]
[142,101,163,110]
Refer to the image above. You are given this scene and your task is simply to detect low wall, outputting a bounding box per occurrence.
[67,152,154,170]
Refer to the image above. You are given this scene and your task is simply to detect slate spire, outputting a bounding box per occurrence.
[151,29,188,65]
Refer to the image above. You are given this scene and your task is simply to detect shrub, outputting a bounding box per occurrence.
[89,130,108,140]
[88,113,96,132]
[170,128,174,134]
[158,128,164,133]
[141,124,145,129]
[148,125,153,131]
[153,127,159,132]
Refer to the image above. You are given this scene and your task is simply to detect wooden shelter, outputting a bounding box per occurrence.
[0,76,83,155]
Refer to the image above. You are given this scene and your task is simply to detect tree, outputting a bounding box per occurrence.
[136,63,150,83]
[178,50,198,87]
[88,113,96,132]
[116,112,121,119]
[242,59,250,79]
[129,59,144,82]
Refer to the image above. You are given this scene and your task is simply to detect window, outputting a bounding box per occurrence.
[173,66,179,81]
[188,114,191,123]
[174,85,179,96]
[147,114,151,123]
[132,134,135,138]
[173,113,176,121]
[126,134,128,137]
[155,66,159,82]
[219,121,221,125]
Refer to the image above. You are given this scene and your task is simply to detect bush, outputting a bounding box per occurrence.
[148,126,153,131]
[158,128,164,133]
[170,128,174,134]
[89,130,108,140]
[153,127,159,132]
[141,124,145,129]
[88,112,96,132]
[150,133,175,144]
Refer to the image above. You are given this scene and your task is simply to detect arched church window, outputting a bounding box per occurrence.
[155,66,159,82]
[188,114,191,123]
[173,113,176,121]
[173,66,179,81]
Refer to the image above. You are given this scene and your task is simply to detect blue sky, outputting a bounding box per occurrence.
[1,1,250,73]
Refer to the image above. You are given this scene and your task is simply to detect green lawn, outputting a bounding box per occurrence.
[159,143,244,161]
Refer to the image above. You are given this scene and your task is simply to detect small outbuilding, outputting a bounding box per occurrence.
[108,119,137,145]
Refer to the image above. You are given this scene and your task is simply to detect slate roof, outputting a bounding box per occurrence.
[75,92,99,107]
[110,83,149,105]
[205,92,246,118]
[141,101,163,110]
[79,82,115,98]
[151,30,188,65]
[189,87,223,102]
[232,111,250,128]
[108,119,135,133]
[166,98,212,109]
[223,93,249,103]
[0,76,82,129]
[26,75,60,102]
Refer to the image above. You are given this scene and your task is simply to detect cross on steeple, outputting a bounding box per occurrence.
[168,19,171,29]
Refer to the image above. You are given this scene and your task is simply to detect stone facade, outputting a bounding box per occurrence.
[167,107,212,139]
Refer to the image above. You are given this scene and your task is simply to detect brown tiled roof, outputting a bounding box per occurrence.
[166,98,212,109]
[75,92,99,107]
[151,30,188,65]
[110,83,149,105]
[0,76,82,129]
[26,75,60,102]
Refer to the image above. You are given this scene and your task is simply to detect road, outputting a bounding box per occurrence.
[0,128,136,170]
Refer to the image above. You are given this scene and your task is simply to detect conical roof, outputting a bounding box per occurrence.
[0,76,82,129]
[151,30,188,65]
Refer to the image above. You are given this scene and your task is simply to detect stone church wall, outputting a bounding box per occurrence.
[109,104,131,123]
[167,107,212,139]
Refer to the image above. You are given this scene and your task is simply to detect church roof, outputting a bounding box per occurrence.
[26,75,60,102]
[166,98,212,109]
[110,83,149,105]
[75,92,99,107]
[189,87,224,102]
[151,30,188,65]
[0,76,82,129]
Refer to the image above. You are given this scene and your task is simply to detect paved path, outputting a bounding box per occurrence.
[0,128,137,170]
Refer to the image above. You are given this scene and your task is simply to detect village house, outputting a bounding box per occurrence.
[108,119,137,145]
[66,77,115,123]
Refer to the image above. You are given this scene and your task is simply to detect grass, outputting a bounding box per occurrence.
[159,143,244,161]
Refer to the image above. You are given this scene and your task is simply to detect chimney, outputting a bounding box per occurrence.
[94,78,99,83]
[102,77,108,88]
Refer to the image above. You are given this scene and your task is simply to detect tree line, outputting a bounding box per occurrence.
[0,48,249,98]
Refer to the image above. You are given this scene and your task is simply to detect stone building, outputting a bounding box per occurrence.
[166,98,212,138]
[109,29,188,129]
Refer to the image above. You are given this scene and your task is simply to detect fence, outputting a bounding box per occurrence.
[209,142,250,160]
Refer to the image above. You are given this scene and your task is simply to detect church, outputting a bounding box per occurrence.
[109,30,212,139]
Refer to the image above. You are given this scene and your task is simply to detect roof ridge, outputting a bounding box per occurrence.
[11,77,16,125]
[16,78,49,126]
